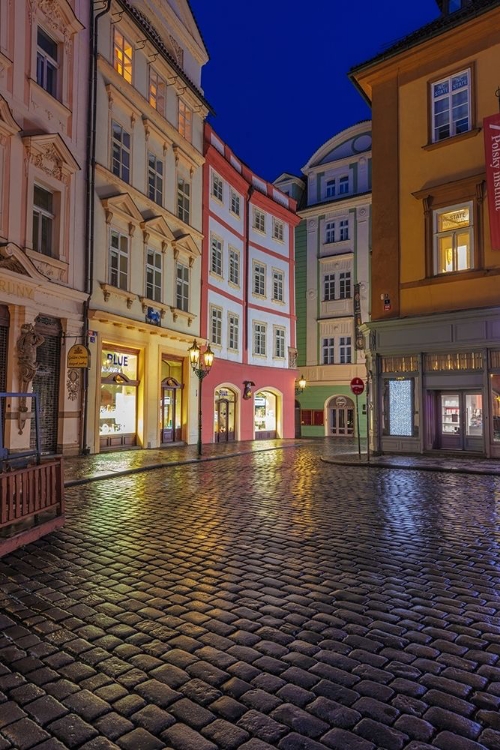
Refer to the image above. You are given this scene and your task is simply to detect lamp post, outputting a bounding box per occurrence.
[188,339,214,457]
[295,374,307,394]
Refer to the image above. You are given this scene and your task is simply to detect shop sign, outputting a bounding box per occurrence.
[67,344,91,369]
[336,396,347,408]
[484,111,500,250]
[146,307,161,325]
[101,349,138,379]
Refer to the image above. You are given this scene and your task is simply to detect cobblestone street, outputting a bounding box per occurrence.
[1,443,500,749]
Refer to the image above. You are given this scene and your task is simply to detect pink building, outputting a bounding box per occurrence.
[201,124,300,444]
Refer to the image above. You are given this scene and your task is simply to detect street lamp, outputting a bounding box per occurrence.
[188,339,214,457]
[295,375,306,394]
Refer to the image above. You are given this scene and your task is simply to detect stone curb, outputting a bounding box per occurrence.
[320,456,500,476]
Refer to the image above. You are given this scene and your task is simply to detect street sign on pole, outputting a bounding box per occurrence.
[350,377,365,396]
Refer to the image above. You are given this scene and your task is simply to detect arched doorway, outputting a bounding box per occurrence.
[328,395,355,436]
[161,377,183,443]
[255,390,277,439]
[214,387,236,442]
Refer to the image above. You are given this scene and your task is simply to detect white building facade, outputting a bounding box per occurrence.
[85,0,210,452]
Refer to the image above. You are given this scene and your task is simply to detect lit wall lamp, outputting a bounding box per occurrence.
[295,375,306,394]
[243,381,255,400]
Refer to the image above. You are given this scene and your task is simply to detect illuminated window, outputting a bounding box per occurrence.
[149,68,166,115]
[178,100,192,141]
[113,29,133,84]
[434,202,473,274]
[431,69,470,142]
[383,379,415,437]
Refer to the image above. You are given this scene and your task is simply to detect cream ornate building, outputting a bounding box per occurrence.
[85,0,210,452]
[0,0,89,454]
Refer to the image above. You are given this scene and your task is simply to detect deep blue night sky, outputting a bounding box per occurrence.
[188,0,439,182]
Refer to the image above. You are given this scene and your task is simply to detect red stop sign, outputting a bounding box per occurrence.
[350,377,365,396]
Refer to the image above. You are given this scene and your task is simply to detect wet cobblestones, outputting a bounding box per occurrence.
[1,443,500,747]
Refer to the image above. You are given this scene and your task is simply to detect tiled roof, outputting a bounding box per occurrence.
[117,0,214,113]
[350,0,500,74]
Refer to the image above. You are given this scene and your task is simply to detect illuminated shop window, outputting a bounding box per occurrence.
[434,202,473,274]
[383,379,415,437]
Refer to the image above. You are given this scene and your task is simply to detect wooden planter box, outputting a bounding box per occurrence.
[0,458,65,558]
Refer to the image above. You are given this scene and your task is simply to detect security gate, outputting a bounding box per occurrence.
[30,317,61,454]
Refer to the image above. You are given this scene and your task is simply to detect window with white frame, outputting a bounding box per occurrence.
[339,176,349,195]
[111,121,131,183]
[176,262,189,311]
[148,68,166,115]
[340,336,352,364]
[339,219,349,240]
[322,338,334,365]
[272,270,284,302]
[253,322,266,356]
[32,185,55,256]
[228,313,239,350]
[431,69,470,142]
[211,306,222,346]
[148,153,163,205]
[210,236,223,276]
[273,218,284,241]
[433,202,473,274]
[228,247,240,285]
[109,230,128,290]
[324,273,335,301]
[325,221,335,243]
[339,271,352,299]
[177,177,190,224]
[230,190,241,217]
[253,208,265,233]
[326,180,335,198]
[146,249,162,302]
[178,99,192,141]
[212,172,223,202]
[253,263,265,296]
[36,28,58,97]
[275,328,285,359]
[113,28,133,84]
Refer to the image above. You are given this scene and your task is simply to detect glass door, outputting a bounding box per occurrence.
[464,392,482,451]
[438,392,483,451]
[215,395,235,442]
[330,396,355,436]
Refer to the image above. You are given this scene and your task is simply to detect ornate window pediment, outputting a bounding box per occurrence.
[141,216,175,247]
[101,193,143,226]
[0,96,20,138]
[0,242,49,281]
[23,133,79,183]
[28,0,84,45]
[173,233,200,264]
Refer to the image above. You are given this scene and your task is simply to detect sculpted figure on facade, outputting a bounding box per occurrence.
[16,323,45,434]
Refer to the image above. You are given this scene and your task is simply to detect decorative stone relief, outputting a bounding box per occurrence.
[67,368,79,401]
[16,323,45,434]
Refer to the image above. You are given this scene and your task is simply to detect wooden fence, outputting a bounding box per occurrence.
[0,459,65,558]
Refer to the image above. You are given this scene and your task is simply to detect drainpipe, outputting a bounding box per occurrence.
[81,0,111,454]
[244,186,254,356]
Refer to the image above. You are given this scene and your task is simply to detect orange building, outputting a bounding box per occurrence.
[351,0,500,457]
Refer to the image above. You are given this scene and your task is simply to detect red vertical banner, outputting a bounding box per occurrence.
[484,112,500,251]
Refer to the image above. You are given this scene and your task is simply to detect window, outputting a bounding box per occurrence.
[111,121,131,183]
[272,270,284,302]
[434,202,473,274]
[275,328,285,359]
[253,323,266,356]
[340,336,352,364]
[177,177,190,224]
[301,410,324,426]
[253,263,265,296]
[322,338,334,365]
[339,219,349,241]
[339,176,349,195]
[210,236,223,276]
[109,230,128,290]
[339,271,351,299]
[146,249,162,303]
[113,29,133,84]
[273,218,284,241]
[178,100,192,141]
[383,379,416,437]
[253,209,265,233]
[324,274,335,301]
[231,190,240,216]
[149,69,166,115]
[148,153,163,205]
[228,314,239,350]
[32,185,54,256]
[432,69,470,142]
[176,263,189,312]
[325,221,335,244]
[212,173,223,202]
[36,28,58,97]
[326,180,335,198]
[211,307,222,346]
[228,247,240,286]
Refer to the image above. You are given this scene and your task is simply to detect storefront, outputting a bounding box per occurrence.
[327,395,355,436]
[214,387,236,442]
[254,390,277,439]
[99,346,139,450]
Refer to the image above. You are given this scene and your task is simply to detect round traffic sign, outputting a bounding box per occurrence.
[350,377,365,396]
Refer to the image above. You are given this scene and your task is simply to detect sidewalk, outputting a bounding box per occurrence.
[63,437,500,487]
